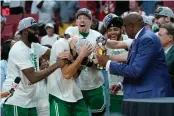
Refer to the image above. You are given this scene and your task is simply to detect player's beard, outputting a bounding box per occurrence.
[27,31,40,43]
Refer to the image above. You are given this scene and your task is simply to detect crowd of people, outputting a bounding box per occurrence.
[1,1,174,116]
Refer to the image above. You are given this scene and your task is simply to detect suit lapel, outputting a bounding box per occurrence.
[166,45,174,61]
[127,27,147,63]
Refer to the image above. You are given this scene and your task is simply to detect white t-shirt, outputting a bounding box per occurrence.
[65,26,104,90]
[47,38,83,102]
[41,34,58,46]
[37,0,56,24]
[31,1,38,14]
[107,35,129,95]
[2,41,48,108]
[123,38,133,49]
[9,1,25,8]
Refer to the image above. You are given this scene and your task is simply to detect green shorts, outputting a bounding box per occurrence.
[49,94,89,116]
[3,104,37,116]
[110,94,123,113]
[82,86,106,113]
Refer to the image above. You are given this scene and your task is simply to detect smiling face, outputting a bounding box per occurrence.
[155,16,166,28]
[107,27,122,40]
[76,14,92,33]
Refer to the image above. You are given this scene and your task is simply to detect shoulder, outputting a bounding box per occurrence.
[42,35,48,39]
[54,34,59,37]
[65,26,78,34]
[10,41,26,54]
[53,38,69,48]
[90,29,102,36]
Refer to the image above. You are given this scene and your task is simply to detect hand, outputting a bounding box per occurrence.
[78,44,93,58]
[110,84,121,95]
[97,55,109,67]
[56,58,69,68]
[96,36,107,46]
[0,92,10,98]
[59,51,73,62]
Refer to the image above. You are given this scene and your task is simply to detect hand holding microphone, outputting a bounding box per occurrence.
[4,77,21,103]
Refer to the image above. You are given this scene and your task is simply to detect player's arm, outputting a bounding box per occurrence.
[106,39,128,49]
[61,45,93,79]
[109,52,128,63]
[22,59,67,84]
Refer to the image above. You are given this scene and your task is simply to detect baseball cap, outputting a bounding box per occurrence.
[142,15,153,26]
[76,8,92,20]
[17,17,41,32]
[155,7,174,19]
[103,13,123,29]
[45,23,54,29]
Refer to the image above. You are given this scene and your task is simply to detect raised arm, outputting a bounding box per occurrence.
[61,44,93,79]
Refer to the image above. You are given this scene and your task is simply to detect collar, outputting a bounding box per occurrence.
[79,32,89,38]
[135,27,144,39]
[165,45,173,54]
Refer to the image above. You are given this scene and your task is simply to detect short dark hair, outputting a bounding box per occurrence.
[1,39,12,60]
[155,1,164,8]
[161,23,174,39]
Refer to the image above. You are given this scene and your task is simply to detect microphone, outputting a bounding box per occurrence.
[4,77,21,103]
[9,77,21,94]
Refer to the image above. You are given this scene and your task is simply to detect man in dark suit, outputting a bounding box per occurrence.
[97,13,172,99]
[158,23,174,93]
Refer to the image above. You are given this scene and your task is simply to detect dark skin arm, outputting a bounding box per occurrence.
[22,59,68,84]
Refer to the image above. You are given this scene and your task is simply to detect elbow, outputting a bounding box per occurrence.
[129,67,143,78]
[63,73,73,79]
[28,79,36,84]
[27,76,37,84]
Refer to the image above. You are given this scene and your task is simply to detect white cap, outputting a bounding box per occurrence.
[155,7,174,19]
[17,17,41,32]
[45,23,54,29]
[142,15,153,26]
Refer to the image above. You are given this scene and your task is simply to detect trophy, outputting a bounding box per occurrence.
[76,39,93,67]
[96,36,107,70]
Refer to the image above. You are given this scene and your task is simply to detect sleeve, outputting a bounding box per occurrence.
[123,39,133,50]
[34,43,49,58]
[109,37,155,78]
[11,49,34,70]
[0,62,6,89]
[50,40,66,65]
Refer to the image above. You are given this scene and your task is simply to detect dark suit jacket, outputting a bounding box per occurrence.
[109,27,172,99]
[166,45,174,88]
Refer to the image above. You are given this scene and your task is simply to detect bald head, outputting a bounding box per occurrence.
[123,13,145,39]
[124,13,144,27]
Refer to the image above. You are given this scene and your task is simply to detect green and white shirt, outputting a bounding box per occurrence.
[2,41,48,108]
[47,38,83,102]
[65,26,104,90]
[107,35,129,95]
